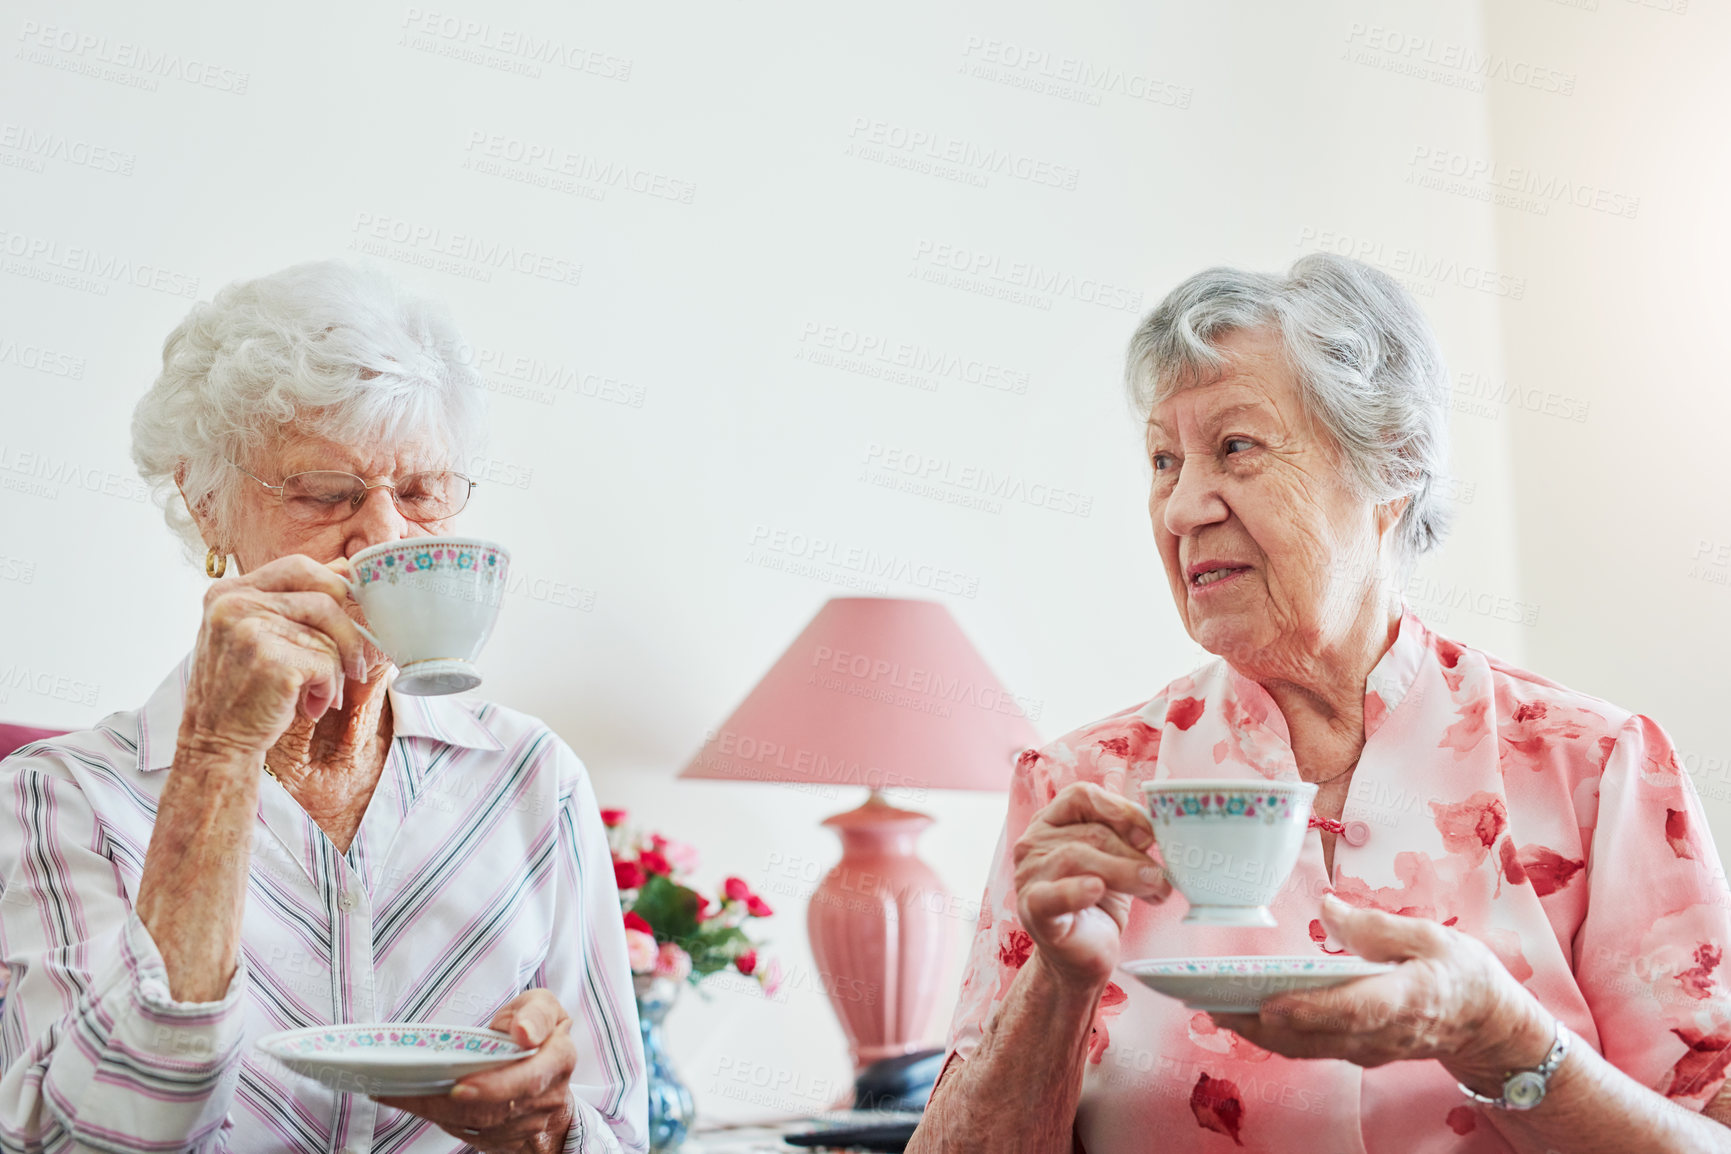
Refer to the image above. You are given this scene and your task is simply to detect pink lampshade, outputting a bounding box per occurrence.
[680,598,1040,793]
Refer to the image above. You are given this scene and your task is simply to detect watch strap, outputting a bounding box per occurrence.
[1456,1019,1572,1110]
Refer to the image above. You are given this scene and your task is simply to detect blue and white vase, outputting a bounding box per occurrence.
[634,974,695,1153]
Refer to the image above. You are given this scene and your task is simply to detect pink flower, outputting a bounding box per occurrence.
[600,808,628,827]
[759,956,784,998]
[694,894,712,922]
[662,838,701,875]
[746,895,773,918]
[654,942,693,982]
[625,930,658,974]
[724,876,753,902]
[735,949,758,977]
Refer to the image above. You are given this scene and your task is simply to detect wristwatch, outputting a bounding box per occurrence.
[1456,1018,1572,1111]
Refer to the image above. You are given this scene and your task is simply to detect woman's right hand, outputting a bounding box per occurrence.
[179,554,374,756]
[1012,782,1171,990]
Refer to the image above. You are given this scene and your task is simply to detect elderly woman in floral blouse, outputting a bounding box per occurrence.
[910,254,1731,1153]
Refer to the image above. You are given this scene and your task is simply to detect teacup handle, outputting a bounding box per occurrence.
[340,570,391,662]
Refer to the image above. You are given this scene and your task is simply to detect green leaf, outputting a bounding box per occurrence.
[626,875,772,984]
[684,925,754,977]
[631,874,700,943]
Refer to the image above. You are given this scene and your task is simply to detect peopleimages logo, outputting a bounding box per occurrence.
[808,644,1042,722]
[0,227,200,298]
[0,335,86,379]
[455,341,646,408]
[1452,370,1590,424]
[0,663,99,707]
[845,116,1081,191]
[796,322,1030,396]
[909,238,1142,313]
[956,36,1194,109]
[0,123,135,175]
[398,8,631,80]
[1407,146,1640,220]
[1341,22,1575,95]
[462,131,695,204]
[0,442,151,502]
[861,442,1093,518]
[1295,227,1525,300]
[745,523,980,599]
[15,20,250,93]
[347,212,582,287]
[697,730,929,794]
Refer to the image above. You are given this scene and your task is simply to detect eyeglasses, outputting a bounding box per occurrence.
[229,461,477,525]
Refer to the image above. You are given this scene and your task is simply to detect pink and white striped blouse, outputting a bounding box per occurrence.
[0,652,647,1153]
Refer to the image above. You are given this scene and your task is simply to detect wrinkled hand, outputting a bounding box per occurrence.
[1211,895,1554,1090]
[377,990,578,1153]
[182,554,377,756]
[1013,782,1172,991]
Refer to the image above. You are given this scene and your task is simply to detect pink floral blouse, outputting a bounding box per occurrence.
[941,609,1731,1151]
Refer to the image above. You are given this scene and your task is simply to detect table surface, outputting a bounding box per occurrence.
[683,1118,811,1153]
[682,1126,800,1153]
[684,1111,922,1153]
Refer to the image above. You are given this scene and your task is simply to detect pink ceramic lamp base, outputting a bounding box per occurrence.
[806,791,953,1072]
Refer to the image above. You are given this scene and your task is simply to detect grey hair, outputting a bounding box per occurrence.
[1124,252,1452,573]
[131,259,488,561]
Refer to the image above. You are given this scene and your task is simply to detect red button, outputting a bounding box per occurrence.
[1342,821,1370,847]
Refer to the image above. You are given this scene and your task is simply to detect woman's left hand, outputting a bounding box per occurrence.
[1211,894,1556,1092]
[377,989,577,1153]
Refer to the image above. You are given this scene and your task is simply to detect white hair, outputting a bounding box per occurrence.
[131,260,488,560]
[1124,252,1453,573]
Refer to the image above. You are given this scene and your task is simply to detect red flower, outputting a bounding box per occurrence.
[600,808,627,827]
[624,910,652,935]
[1189,1072,1245,1145]
[614,859,646,890]
[998,927,1034,970]
[724,876,753,902]
[746,895,773,918]
[735,949,758,976]
[650,833,668,851]
[694,894,712,921]
[638,850,672,876]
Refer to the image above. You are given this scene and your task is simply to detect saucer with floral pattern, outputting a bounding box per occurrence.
[256,1023,535,1095]
[1120,956,1394,1012]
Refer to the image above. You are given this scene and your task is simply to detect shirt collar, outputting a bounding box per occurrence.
[138,651,503,771]
[1362,604,1428,740]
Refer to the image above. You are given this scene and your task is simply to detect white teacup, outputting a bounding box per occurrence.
[1140,778,1318,927]
[345,536,510,696]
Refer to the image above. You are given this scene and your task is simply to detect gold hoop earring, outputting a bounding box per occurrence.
[205,547,228,579]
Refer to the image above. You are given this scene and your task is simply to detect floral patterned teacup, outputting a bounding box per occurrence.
[345,536,510,695]
[1140,778,1318,927]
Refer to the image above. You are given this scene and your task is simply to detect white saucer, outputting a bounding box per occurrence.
[256,1024,535,1096]
[1119,955,1395,1012]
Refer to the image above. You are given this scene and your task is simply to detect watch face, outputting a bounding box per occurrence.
[1504,1071,1547,1110]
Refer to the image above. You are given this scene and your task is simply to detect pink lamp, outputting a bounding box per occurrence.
[680,597,1040,1073]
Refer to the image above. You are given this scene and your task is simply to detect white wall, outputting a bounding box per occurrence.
[1478,0,1731,828]
[5,0,1713,1126]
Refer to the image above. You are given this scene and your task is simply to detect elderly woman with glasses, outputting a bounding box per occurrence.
[910,255,1731,1153]
[0,261,646,1153]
